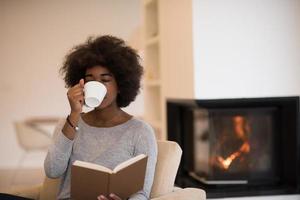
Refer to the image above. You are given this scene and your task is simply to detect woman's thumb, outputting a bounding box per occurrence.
[79,79,84,87]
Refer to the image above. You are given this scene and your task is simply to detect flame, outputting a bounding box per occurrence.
[214,116,251,170]
[217,141,250,170]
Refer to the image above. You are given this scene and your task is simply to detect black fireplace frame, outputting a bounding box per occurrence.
[167,96,300,198]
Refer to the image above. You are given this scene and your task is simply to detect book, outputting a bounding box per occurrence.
[71,154,148,200]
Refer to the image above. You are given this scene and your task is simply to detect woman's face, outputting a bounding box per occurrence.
[84,66,118,110]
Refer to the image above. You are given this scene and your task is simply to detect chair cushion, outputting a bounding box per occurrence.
[39,177,60,200]
[8,184,41,200]
[151,188,206,200]
[150,141,182,198]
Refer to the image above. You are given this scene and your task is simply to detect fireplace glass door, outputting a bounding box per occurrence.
[190,107,280,185]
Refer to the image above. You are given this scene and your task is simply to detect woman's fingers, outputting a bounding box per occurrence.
[109,193,122,200]
[68,81,84,95]
[97,195,109,200]
[69,85,84,95]
[72,95,84,103]
[70,91,84,97]
[97,194,121,200]
[74,94,84,100]
[68,94,83,102]
[67,86,84,98]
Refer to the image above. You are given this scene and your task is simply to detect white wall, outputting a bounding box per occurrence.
[192,0,300,99]
[0,0,143,168]
[191,1,300,199]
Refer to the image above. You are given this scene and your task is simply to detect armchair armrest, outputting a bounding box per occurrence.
[151,188,206,200]
[9,184,42,200]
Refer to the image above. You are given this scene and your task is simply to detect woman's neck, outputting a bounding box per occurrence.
[83,103,131,127]
[93,103,121,120]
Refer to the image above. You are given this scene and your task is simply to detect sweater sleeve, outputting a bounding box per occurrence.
[44,119,75,178]
[129,123,158,200]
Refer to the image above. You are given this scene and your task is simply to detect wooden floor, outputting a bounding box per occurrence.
[0,167,44,193]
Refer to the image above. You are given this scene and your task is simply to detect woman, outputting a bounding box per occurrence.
[44,35,157,200]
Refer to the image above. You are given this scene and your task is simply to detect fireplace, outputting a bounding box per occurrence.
[167,97,300,198]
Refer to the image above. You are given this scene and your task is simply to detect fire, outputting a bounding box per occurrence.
[214,116,251,170]
[217,141,250,170]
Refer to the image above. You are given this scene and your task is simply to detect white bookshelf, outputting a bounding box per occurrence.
[143,0,165,140]
[142,0,196,140]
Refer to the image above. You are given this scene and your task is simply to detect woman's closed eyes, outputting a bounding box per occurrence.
[85,73,113,84]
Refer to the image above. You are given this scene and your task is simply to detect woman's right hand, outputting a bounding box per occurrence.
[67,79,85,114]
[62,79,84,140]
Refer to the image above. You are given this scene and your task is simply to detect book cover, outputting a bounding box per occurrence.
[71,154,148,200]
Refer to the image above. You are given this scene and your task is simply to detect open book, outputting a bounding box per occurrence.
[71,154,148,200]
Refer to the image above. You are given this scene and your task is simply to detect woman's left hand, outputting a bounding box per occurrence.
[97,193,122,200]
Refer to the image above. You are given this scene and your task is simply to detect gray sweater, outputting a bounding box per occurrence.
[44,116,157,200]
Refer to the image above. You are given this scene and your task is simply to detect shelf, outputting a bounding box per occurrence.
[144,87,161,121]
[144,79,161,87]
[144,42,160,80]
[145,35,159,46]
[143,0,155,7]
[144,0,159,39]
[143,0,195,140]
[143,0,165,140]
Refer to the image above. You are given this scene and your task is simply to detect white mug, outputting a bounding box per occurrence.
[84,81,107,108]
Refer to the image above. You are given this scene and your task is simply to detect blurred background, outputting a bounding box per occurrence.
[0,0,143,192]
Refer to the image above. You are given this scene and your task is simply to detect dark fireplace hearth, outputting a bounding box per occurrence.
[167,96,300,198]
